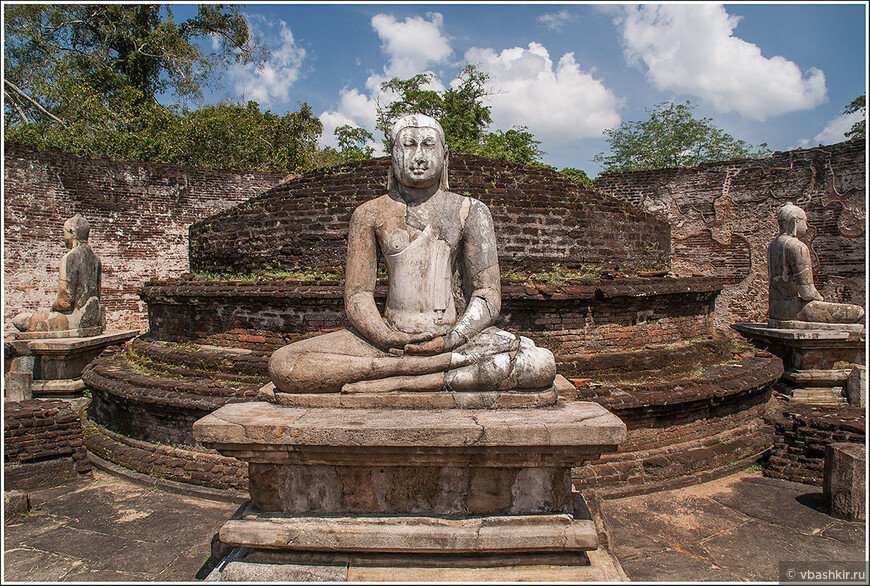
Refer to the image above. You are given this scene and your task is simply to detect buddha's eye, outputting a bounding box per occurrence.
[423,138,436,146]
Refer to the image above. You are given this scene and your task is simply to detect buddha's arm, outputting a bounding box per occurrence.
[51,254,74,312]
[447,201,501,349]
[790,240,823,301]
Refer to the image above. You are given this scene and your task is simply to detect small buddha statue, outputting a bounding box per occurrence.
[12,214,105,337]
[768,202,864,325]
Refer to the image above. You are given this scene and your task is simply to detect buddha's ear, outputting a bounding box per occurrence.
[440,149,450,191]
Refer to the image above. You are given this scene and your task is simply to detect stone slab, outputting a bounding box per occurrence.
[768,319,865,333]
[31,378,86,394]
[783,369,851,385]
[4,371,33,401]
[845,365,866,407]
[195,400,626,453]
[823,442,866,521]
[206,548,625,582]
[21,329,139,354]
[733,323,864,342]
[220,504,598,553]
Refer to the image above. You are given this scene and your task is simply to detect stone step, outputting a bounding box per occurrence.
[783,369,851,386]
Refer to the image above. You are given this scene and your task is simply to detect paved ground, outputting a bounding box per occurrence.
[599,471,866,582]
[3,467,865,582]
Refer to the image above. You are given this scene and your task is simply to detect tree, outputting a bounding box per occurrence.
[4,3,260,124]
[559,168,594,189]
[3,5,332,174]
[594,101,771,173]
[375,64,544,165]
[335,124,375,163]
[844,95,865,140]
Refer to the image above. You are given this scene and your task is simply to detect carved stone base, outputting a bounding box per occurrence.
[4,330,138,398]
[194,398,625,569]
[732,323,865,405]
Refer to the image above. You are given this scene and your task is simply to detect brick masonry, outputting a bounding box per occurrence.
[595,139,866,330]
[764,401,865,486]
[137,276,723,360]
[3,399,92,486]
[188,154,672,276]
[3,142,286,332]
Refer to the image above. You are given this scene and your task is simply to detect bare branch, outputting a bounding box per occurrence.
[4,80,66,127]
[4,90,32,123]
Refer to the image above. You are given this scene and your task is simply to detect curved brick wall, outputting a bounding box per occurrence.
[138,276,723,361]
[189,154,671,275]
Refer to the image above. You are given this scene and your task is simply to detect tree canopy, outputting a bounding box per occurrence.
[594,101,771,173]
[3,4,330,173]
[375,65,546,166]
[844,95,865,140]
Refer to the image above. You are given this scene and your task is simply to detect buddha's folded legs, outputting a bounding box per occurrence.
[797,300,865,324]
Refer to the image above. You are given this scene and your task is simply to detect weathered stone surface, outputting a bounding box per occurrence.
[823,442,865,521]
[845,365,866,408]
[195,400,626,452]
[4,371,33,401]
[4,490,30,521]
[219,503,598,553]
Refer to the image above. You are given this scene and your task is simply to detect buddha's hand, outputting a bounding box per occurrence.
[405,330,460,355]
[383,328,447,352]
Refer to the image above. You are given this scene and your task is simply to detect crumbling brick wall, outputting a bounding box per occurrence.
[188,154,672,276]
[3,143,286,332]
[764,403,865,485]
[3,399,91,476]
[595,139,866,330]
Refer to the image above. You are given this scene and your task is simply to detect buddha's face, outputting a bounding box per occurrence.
[795,212,809,237]
[63,225,75,249]
[391,126,445,190]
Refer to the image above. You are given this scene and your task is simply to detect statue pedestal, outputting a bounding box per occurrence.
[194,385,626,580]
[732,322,865,406]
[4,330,139,399]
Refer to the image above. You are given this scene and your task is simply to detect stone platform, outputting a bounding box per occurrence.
[194,396,626,576]
[732,322,865,406]
[4,329,139,399]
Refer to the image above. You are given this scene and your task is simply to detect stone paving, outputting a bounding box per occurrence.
[3,467,866,582]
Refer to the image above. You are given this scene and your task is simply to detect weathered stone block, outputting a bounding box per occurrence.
[846,365,866,408]
[823,442,865,521]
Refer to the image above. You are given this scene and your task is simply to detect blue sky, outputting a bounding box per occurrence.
[170,2,867,176]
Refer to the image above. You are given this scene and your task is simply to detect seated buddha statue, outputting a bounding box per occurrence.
[768,202,864,326]
[267,114,555,396]
[12,214,105,337]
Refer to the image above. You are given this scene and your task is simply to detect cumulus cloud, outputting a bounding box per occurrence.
[537,10,575,31]
[371,12,452,79]
[612,4,827,120]
[798,110,865,146]
[228,16,306,106]
[319,12,451,150]
[466,42,621,144]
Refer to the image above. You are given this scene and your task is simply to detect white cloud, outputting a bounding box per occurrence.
[466,42,621,144]
[228,16,306,106]
[371,12,452,79]
[612,4,827,120]
[319,12,451,151]
[810,110,864,146]
[537,10,575,31]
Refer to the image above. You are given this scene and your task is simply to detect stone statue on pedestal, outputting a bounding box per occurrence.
[12,214,105,337]
[268,114,555,396]
[768,202,864,326]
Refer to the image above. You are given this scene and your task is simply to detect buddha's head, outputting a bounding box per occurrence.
[63,214,90,249]
[387,113,449,193]
[777,202,808,237]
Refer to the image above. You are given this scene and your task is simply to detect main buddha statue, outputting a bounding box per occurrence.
[768,202,864,325]
[268,114,556,396]
[12,214,105,337]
